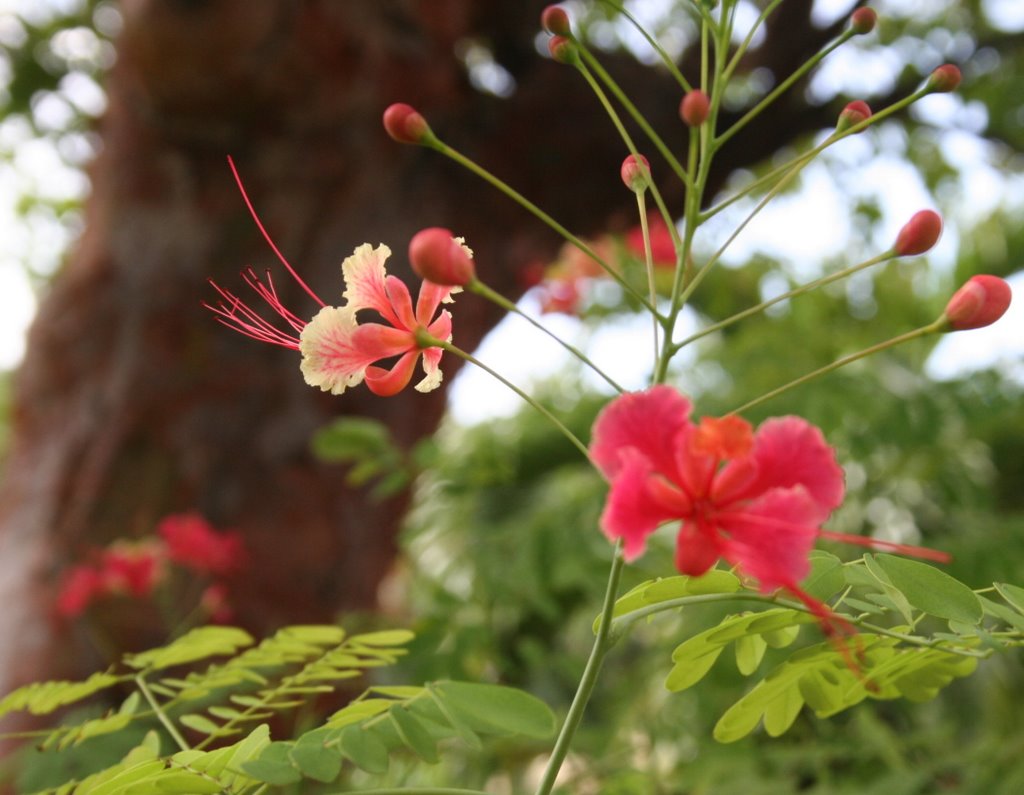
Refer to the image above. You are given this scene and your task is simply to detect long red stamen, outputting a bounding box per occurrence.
[227,155,325,308]
[818,531,951,563]
[203,278,301,349]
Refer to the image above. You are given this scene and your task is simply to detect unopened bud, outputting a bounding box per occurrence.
[541,5,571,36]
[942,275,1012,331]
[409,228,476,287]
[894,210,942,256]
[548,35,578,64]
[383,103,432,145]
[680,90,710,127]
[620,154,651,192]
[850,8,877,35]
[836,100,872,134]
[926,64,962,93]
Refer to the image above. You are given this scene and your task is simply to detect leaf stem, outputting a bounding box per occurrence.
[535,543,625,795]
[468,280,624,394]
[134,674,190,752]
[730,320,945,415]
[433,338,591,460]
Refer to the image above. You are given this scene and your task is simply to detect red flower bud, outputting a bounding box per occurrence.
[383,103,432,145]
[680,90,710,127]
[942,275,1012,331]
[926,64,962,93]
[409,228,476,287]
[894,210,942,256]
[548,35,578,64]
[620,154,651,192]
[836,100,872,134]
[850,8,877,35]
[541,5,571,36]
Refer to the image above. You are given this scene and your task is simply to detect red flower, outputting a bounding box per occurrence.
[158,513,245,576]
[590,387,948,624]
[56,565,106,617]
[100,541,164,597]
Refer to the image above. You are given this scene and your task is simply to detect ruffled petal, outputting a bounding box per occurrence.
[426,308,453,344]
[737,417,845,518]
[600,447,686,561]
[415,346,444,393]
[365,351,420,396]
[341,244,402,327]
[717,486,821,592]
[299,306,413,395]
[590,386,693,482]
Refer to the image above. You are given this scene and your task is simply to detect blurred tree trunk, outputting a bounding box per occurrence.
[0,0,854,717]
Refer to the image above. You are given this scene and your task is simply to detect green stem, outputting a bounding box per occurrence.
[433,338,591,459]
[134,674,190,752]
[635,191,660,365]
[609,591,989,657]
[535,544,625,795]
[721,0,786,84]
[577,43,692,190]
[467,280,625,394]
[431,140,654,312]
[731,320,945,415]
[573,60,684,259]
[672,251,896,352]
[597,0,692,92]
[715,30,855,151]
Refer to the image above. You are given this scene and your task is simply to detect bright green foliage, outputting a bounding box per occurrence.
[311,416,437,499]
[2,624,555,792]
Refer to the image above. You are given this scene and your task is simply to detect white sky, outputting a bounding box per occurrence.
[1,0,1022,426]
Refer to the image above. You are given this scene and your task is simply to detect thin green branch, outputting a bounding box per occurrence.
[730,320,945,415]
[430,140,655,313]
[597,0,692,92]
[467,280,625,394]
[535,543,625,795]
[672,251,896,352]
[576,43,692,190]
[134,675,190,753]
[431,338,591,460]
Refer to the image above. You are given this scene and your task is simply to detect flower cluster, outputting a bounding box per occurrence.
[55,513,244,622]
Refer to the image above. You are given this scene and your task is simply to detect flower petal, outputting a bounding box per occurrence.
[590,386,693,482]
[299,306,413,395]
[341,244,402,327]
[674,521,723,577]
[366,351,420,396]
[718,486,821,591]
[416,280,459,326]
[740,417,845,517]
[384,274,419,331]
[600,447,685,561]
[415,346,444,393]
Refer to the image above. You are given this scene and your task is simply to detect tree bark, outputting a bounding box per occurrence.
[0,0,855,719]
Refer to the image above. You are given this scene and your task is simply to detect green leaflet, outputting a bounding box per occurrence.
[711,636,979,743]
[872,554,983,625]
[666,608,816,692]
[124,627,254,672]
[0,671,126,718]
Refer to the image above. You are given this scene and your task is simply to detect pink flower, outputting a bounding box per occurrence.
[206,157,459,397]
[100,541,165,597]
[158,513,245,576]
[200,583,235,624]
[56,565,106,617]
[590,387,948,624]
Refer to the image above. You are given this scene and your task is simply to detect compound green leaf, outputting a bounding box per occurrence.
[241,742,302,785]
[389,704,439,763]
[339,724,390,774]
[734,633,767,676]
